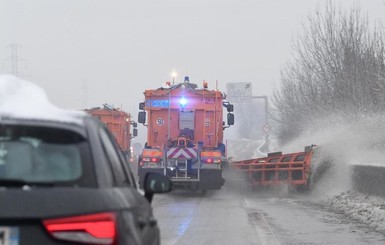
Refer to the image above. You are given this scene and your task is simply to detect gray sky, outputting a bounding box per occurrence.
[1,0,384,116]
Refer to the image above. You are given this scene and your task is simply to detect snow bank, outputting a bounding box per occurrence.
[0,75,85,124]
[325,191,385,234]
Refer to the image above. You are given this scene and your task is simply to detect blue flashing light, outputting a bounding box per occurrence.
[180,97,187,108]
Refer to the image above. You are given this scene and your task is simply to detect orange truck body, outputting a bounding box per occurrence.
[137,77,234,191]
[230,145,316,190]
[85,105,137,159]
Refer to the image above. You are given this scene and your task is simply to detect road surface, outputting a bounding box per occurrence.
[152,171,385,245]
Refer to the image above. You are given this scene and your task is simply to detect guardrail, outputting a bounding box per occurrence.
[352,165,385,196]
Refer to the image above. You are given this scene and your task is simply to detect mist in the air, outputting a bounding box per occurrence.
[282,113,385,197]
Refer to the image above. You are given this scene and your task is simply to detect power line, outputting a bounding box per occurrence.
[3,43,27,77]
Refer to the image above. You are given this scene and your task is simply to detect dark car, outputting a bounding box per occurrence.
[0,112,171,245]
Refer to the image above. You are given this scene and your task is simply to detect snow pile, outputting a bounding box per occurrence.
[0,75,85,124]
[325,191,385,234]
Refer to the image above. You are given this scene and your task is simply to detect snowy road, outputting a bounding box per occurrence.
[152,174,385,245]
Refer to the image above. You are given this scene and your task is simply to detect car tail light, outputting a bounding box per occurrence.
[43,212,117,244]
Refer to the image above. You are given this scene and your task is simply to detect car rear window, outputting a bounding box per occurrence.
[0,124,93,185]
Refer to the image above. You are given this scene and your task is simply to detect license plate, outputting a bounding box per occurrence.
[0,227,19,245]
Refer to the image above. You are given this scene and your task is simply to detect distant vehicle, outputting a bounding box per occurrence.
[0,76,171,245]
[137,77,234,192]
[85,104,138,161]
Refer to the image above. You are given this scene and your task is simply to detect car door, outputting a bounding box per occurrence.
[98,126,160,245]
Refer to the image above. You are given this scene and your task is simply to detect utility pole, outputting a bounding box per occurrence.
[3,43,27,77]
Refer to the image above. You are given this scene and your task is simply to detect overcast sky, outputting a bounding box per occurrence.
[1,0,384,117]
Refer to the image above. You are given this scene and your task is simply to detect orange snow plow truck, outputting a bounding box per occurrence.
[230,145,317,190]
[85,104,138,160]
[137,77,234,191]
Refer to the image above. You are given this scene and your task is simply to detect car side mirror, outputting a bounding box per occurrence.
[144,173,172,203]
[138,111,146,124]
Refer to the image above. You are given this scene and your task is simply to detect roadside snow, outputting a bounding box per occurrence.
[324,191,385,234]
[0,75,85,124]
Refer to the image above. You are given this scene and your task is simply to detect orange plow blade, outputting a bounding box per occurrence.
[229,145,316,189]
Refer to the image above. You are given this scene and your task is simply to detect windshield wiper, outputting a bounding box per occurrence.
[0,179,54,187]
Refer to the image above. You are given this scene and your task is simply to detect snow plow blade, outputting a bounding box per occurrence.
[229,145,316,189]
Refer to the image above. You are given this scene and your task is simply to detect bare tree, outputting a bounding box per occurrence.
[273,2,385,145]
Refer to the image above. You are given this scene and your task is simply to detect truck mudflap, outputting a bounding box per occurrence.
[229,145,316,190]
[169,169,224,191]
[198,169,225,190]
